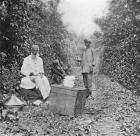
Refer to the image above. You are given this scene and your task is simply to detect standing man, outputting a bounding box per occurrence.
[78,39,95,98]
[20,45,51,101]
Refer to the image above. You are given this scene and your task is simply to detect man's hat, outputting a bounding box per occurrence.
[84,39,91,44]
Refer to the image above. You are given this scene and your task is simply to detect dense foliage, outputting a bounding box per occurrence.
[0,0,68,91]
[96,0,140,93]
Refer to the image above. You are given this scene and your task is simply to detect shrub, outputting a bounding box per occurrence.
[101,36,140,93]
[95,0,140,94]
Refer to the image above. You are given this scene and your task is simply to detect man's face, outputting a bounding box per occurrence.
[32,46,39,56]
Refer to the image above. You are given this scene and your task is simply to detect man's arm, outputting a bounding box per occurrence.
[21,58,31,76]
[76,48,84,63]
[91,48,95,67]
[88,48,95,73]
[38,58,45,77]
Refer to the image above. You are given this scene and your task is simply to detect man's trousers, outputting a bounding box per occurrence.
[82,73,93,92]
[33,76,51,99]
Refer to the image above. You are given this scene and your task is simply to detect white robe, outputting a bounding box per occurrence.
[20,55,51,99]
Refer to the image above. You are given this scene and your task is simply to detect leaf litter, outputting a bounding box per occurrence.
[0,75,140,136]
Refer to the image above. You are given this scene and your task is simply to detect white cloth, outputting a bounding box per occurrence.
[20,55,51,99]
[21,54,44,76]
[20,76,36,89]
[63,75,75,87]
[32,75,50,99]
[33,100,42,105]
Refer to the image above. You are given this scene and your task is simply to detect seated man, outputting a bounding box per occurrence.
[50,59,66,84]
[20,45,51,101]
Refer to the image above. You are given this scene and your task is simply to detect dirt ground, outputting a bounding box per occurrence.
[0,75,140,136]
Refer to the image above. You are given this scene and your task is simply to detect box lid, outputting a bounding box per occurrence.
[51,84,86,91]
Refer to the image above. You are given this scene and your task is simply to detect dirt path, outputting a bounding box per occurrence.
[0,75,140,136]
[84,75,140,136]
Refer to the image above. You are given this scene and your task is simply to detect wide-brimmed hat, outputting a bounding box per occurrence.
[20,77,35,89]
[84,39,91,44]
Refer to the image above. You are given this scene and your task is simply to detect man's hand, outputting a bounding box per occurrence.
[39,72,44,78]
[76,56,81,62]
[29,72,36,82]
[29,72,34,76]
[89,66,93,73]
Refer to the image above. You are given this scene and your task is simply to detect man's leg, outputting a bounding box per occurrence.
[82,73,88,89]
[88,73,93,95]
[34,76,50,99]
[42,76,51,95]
[82,73,91,98]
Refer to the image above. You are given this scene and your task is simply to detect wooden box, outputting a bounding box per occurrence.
[48,85,87,116]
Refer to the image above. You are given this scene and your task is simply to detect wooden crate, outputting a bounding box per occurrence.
[48,85,87,116]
